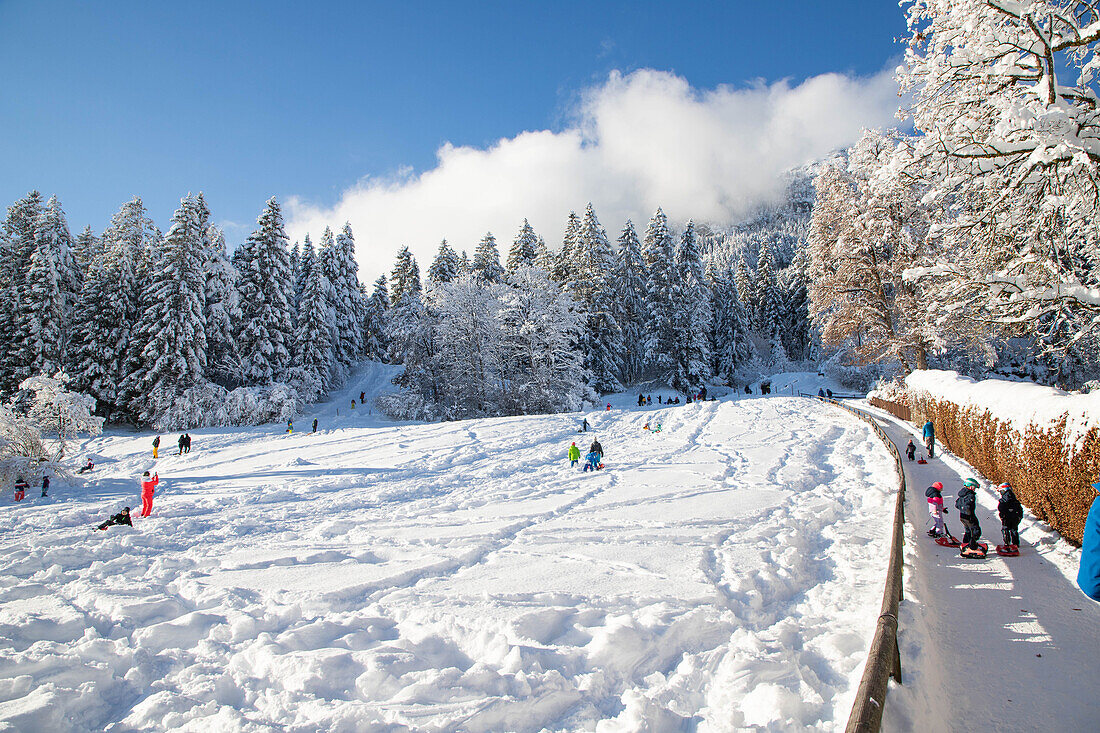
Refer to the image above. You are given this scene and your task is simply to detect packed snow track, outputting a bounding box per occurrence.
[0,393,896,732]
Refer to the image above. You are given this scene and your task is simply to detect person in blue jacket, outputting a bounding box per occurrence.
[923,420,936,458]
[1078,484,1100,601]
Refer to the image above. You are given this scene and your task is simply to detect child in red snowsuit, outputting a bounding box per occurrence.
[140,471,159,517]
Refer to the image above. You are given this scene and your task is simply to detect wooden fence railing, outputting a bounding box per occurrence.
[811,396,906,732]
[868,397,911,423]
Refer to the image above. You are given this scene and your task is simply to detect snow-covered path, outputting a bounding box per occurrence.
[860,406,1100,733]
[1,389,897,732]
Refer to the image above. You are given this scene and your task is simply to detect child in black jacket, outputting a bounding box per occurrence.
[997,483,1024,547]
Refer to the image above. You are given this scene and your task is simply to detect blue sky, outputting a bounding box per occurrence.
[1,1,907,272]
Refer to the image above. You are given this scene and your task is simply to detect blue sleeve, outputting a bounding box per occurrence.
[1078,496,1100,601]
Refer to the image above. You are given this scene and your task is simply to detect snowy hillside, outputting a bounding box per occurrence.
[0,380,897,731]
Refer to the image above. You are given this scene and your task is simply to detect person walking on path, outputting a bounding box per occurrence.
[177,434,186,455]
[140,471,159,518]
[360,391,365,404]
[925,481,946,537]
[923,420,936,458]
[568,442,580,467]
[97,507,132,530]
[1078,484,1100,601]
[183,434,191,453]
[955,478,983,553]
[906,439,917,461]
[589,439,604,464]
[152,435,160,459]
[312,418,318,433]
[997,483,1024,548]
[581,418,589,432]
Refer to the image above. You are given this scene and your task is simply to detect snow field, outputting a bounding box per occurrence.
[1,391,897,732]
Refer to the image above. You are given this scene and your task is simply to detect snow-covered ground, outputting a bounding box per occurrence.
[857,402,1100,733]
[1,368,897,732]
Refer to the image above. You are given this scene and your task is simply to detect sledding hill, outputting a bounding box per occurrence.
[1,390,897,731]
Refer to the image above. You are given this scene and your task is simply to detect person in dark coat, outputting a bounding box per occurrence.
[906,440,916,461]
[817,388,825,398]
[41,476,49,497]
[77,459,94,474]
[581,418,589,432]
[178,434,186,455]
[589,439,604,464]
[152,435,160,459]
[1078,484,1100,601]
[14,477,28,501]
[996,483,1024,547]
[98,507,132,530]
[312,418,318,433]
[183,434,191,453]
[360,391,365,404]
[955,478,982,551]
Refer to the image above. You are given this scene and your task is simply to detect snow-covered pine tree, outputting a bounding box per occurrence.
[755,242,784,356]
[124,194,210,424]
[236,197,294,385]
[390,245,422,305]
[613,220,648,385]
[291,239,334,395]
[70,225,98,283]
[289,239,301,308]
[571,203,623,393]
[458,250,471,276]
[363,275,390,360]
[427,239,460,284]
[0,192,46,394]
[734,255,757,330]
[13,196,79,384]
[472,232,505,284]
[293,234,314,322]
[668,220,712,392]
[203,224,242,388]
[642,207,677,380]
[779,247,812,362]
[507,219,539,272]
[329,223,366,374]
[69,197,160,416]
[551,212,581,283]
[534,236,552,272]
[709,263,755,385]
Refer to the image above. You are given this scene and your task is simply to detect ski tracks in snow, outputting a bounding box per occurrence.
[0,395,898,732]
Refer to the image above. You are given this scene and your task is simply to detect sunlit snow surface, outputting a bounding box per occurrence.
[0,370,895,732]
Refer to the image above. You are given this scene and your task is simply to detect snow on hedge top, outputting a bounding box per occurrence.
[903,370,1100,445]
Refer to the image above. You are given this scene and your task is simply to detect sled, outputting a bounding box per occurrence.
[917,458,928,464]
[934,534,962,548]
[960,542,989,558]
[995,544,1020,557]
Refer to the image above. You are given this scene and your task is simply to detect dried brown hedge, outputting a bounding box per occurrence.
[881,393,1100,547]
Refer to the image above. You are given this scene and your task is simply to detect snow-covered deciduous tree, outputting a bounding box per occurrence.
[236,197,294,386]
[897,0,1100,372]
[499,266,592,413]
[428,239,460,284]
[472,232,505,284]
[20,373,103,459]
[507,219,539,272]
[124,194,210,424]
[613,220,649,384]
[807,150,931,372]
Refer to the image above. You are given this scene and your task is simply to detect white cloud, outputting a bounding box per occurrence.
[285,67,900,283]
